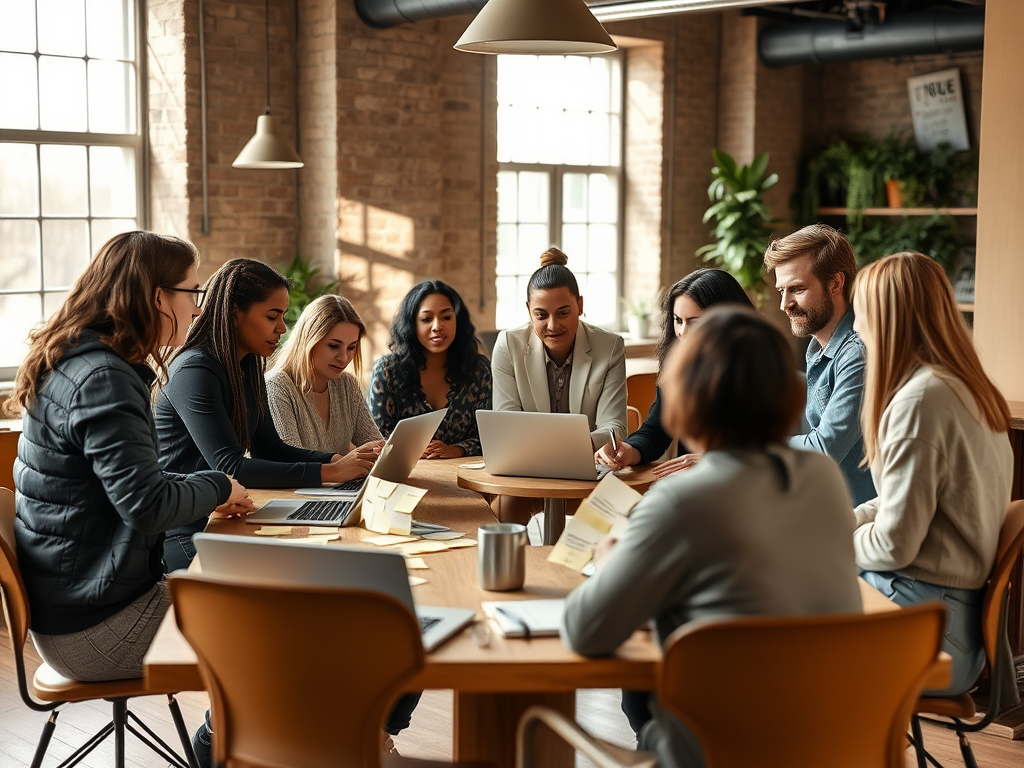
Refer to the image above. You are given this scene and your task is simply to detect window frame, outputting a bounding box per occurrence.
[0,0,149,382]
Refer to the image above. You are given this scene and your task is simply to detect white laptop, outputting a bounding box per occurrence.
[193,533,475,652]
[476,410,604,481]
[245,408,448,528]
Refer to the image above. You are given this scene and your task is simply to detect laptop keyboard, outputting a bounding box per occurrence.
[286,500,355,522]
[329,477,365,492]
[419,616,441,634]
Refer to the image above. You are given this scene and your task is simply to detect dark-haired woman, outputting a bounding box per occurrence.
[491,248,627,524]
[367,280,491,458]
[597,268,753,478]
[562,307,860,765]
[157,259,367,572]
[9,231,248,683]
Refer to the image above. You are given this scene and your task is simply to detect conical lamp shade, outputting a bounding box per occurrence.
[454,0,617,55]
[232,114,303,169]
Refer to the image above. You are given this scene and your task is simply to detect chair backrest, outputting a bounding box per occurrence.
[657,604,946,768]
[169,573,425,768]
[0,487,42,711]
[981,499,1024,664]
[625,372,657,422]
[626,406,641,435]
[0,430,18,491]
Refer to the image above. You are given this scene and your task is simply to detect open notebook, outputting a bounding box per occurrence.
[481,599,565,639]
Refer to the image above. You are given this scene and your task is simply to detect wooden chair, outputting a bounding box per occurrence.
[0,428,18,491]
[518,605,946,768]
[0,488,198,768]
[625,372,657,422]
[626,406,642,435]
[169,572,490,768]
[911,500,1024,768]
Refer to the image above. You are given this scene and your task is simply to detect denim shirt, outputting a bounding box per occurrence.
[790,307,876,505]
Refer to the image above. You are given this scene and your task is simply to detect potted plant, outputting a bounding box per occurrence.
[276,255,337,329]
[697,149,777,292]
[623,294,655,339]
[876,132,917,209]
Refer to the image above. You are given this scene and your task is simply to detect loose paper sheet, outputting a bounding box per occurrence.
[404,557,429,570]
[408,576,428,587]
[547,473,643,571]
[361,477,428,535]
[364,534,418,547]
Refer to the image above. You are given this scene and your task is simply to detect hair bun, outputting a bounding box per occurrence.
[539,247,568,268]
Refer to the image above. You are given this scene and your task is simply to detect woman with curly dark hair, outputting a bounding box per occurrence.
[366,280,491,458]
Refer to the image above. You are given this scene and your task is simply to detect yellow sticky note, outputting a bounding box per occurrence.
[303,528,343,536]
[404,557,429,570]
[394,488,427,514]
[442,538,478,550]
[289,535,338,544]
[376,479,399,499]
[364,534,417,547]
[408,576,428,587]
[254,527,293,536]
[399,540,449,556]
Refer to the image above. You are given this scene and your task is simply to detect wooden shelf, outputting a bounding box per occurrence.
[818,207,978,216]
[958,303,975,313]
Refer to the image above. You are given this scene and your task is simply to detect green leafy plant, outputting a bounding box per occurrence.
[697,149,777,292]
[622,294,654,320]
[848,214,961,275]
[276,255,337,328]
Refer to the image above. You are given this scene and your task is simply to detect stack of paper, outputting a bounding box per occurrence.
[361,476,427,535]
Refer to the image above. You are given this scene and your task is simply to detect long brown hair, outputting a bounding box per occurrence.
[7,231,198,414]
[175,258,290,450]
[271,294,366,392]
[854,251,1010,466]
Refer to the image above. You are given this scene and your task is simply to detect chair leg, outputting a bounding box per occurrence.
[112,699,127,768]
[167,694,201,768]
[30,711,59,768]
[911,716,928,768]
[957,730,979,768]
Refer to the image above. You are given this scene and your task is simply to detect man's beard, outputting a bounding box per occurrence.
[787,291,833,338]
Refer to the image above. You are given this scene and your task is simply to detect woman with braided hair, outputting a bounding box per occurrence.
[155,258,369,572]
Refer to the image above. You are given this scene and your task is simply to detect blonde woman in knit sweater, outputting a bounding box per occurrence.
[267,295,383,478]
[852,251,1013,697]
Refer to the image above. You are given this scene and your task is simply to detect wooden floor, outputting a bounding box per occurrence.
[2,624,1023,767]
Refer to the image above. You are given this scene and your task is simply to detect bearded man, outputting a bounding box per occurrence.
[764,224,875,504]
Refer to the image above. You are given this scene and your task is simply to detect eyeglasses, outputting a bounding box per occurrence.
[162,286,207,309]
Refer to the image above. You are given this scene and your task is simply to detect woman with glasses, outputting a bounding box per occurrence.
[6,231,250,683]
[156,259,367,573]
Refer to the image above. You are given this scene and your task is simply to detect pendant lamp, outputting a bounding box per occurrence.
[233,0,303,169]
[454,0,617,55]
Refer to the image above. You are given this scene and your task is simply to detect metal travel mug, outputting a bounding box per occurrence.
[478,523,527,591]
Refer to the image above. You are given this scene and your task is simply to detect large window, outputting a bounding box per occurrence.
[495,53,623,330]
[0,0,143,377]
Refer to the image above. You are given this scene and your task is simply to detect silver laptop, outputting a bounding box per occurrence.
[193,533,475,651]
[246,408,448,527]
[476,410,601,481]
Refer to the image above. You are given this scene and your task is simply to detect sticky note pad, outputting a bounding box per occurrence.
[364,534,417,547]
[404,557,429,570]
[408,576,428,587]
[399,540,449,556]
[254,527,293,536]
[394,488,427,514]
[443,538,478,550]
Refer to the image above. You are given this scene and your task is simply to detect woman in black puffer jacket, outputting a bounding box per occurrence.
[7,231,251,682]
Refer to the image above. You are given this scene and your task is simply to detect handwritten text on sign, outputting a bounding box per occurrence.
[907,68,970,152]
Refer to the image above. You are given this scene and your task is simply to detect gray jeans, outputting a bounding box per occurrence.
[31,581,171,682]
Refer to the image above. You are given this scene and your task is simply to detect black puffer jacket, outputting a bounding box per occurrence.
[14,330,231,635]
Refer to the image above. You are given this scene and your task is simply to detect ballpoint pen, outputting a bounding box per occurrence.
[495,606,531,640]
[608,428,618,453]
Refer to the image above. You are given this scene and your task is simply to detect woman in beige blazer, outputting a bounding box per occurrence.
[491,248,627,524]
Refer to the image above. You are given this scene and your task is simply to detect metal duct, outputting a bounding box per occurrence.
[758,9,984,67]
[355,0,485,28]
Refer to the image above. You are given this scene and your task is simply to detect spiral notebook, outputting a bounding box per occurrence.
[481,599,565,639]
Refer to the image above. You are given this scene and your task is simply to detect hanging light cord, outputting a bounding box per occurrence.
[263,0,271,115]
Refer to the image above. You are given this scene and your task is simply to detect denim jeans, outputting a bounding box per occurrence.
[163,517,207,573]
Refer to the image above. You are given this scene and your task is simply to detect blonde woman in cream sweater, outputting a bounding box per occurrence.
[852,251,1014,699]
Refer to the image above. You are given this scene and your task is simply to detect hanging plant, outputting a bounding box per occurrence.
[697,149,777,292]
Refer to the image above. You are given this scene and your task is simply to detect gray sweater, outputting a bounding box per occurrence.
[562,446,861,768]
[266,369,381,454]
[854,366,1013,589]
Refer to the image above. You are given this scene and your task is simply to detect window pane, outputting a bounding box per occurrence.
[563,111,591,166]
[40,144,88,215]
[589,174,618,223]
[496,224,518,277]
[561,224,588,271]
[590,57,611,113]
[88,60,135,133]
[517,224,549,273]
[87,0,132,60]
[494,276,519,330]
[536,108,565,166]
[517,171,549,224]
[497,56,536,107]
[37,0,85,56]
[39,56,87,131]
[0,0,36,53]
[90,145,136,216]
[563,57,590,112]
[44,291,68,318]
[589,224,617,272]
[0,294,42,368]
[0,220,41,290]
[0,144,39,215]
[0,53,38,129]
[497,171,517,223]
[562,173,588,223]
[536,57,564,111]
[508,105,540,164]
[584,272,616,326]
[42,219,90,289]
[90,218,135,252]
[589,113,611,166]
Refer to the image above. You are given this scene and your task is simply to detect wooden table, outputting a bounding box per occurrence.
[456,464,657,545]
[144,458,950,768]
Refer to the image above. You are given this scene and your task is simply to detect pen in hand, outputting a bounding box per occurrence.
[608,428,618,453]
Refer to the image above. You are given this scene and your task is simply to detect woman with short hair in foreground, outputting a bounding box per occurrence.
[561,307,861,767]
[852,251,1015,699]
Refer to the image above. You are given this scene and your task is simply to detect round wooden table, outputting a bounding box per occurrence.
[456,464,658,544]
